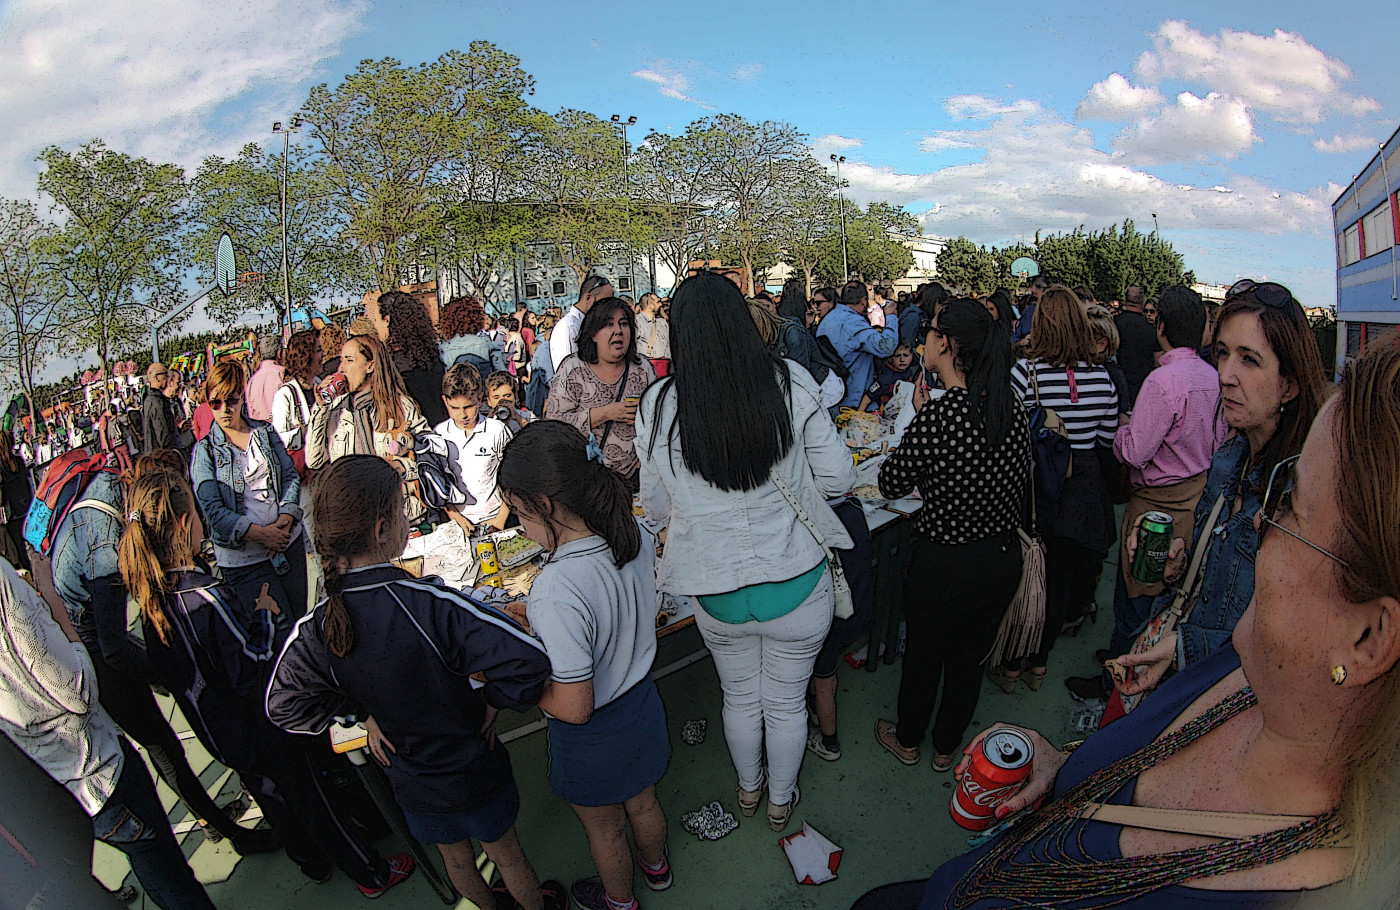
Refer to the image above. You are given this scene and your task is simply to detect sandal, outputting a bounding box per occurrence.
[736,770,766,817]
[986,665,1021,694]
[875,719,920,765]
[767,785,800,832]
[1025,667,1048,692]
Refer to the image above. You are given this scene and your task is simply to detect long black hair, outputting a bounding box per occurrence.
[646,271,792,491]
[778,277,807,321]
[937,299,1015,443]
[497,421,639,567]
[987,289,1015,336]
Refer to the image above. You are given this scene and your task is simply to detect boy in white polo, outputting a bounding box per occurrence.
[437,364,514,537]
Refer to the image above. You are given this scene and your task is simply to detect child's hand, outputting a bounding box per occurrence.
[254,583,280,615]
[365,716,396,767]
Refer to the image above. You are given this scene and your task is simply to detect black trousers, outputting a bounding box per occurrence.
[239,735,388,889]
[89,651,244,841]
[1029,536,1104,668]
[896,534,1022,755]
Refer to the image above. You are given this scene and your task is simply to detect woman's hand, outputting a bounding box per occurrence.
[254,582,280,615]
[912,380,930,413]
[954,724,1069,821]
[1123,512,1187,585]
[1115,632,1177,696]
[591,400,638,427]
[247,521,293,553]
[364,716,396,767]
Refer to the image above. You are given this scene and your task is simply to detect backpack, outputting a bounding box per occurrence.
[1027,365,1073,533]
[452,351,493,388]
[22,450,121,557]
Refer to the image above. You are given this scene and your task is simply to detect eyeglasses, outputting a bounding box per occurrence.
[1257,455,1349,568]
[208,397,242,411]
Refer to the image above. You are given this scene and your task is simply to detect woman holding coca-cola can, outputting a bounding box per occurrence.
[851,336,1400,910]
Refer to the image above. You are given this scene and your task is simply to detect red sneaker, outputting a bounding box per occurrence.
[358,852,415,899]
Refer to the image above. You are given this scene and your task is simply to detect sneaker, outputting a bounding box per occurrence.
[638,847,673,891]
[541,879,568,910]
[806,728,841,762]
[357,852,414,899]
[874,719,920,765]
[1065,675,1108,701]
[570,879,637,910]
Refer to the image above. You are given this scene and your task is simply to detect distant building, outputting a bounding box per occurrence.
[1332,125,1400,378]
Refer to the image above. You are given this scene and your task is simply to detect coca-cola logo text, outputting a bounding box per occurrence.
[959,777,1022,809]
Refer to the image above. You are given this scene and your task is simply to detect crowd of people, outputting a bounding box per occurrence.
[3,265,1400,910]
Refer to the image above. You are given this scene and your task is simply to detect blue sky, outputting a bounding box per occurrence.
[1,0,1396,320]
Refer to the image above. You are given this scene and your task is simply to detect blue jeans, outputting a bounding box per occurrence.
[1111,570,1158,657]
[93,741,216,910]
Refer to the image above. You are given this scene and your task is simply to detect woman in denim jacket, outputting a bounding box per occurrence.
[1115,285,1326,693]
[191,361,306,633]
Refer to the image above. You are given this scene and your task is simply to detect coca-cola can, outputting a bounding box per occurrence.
[318,372,349,405]
[950,728,1034,831]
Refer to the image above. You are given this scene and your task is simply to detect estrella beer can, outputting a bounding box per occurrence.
[1131,511,1174,585]
[951,729,1034,831]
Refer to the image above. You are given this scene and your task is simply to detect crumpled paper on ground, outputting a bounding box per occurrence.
[681,719,707,745]
[778,821,843,885]
[680,801,738,841]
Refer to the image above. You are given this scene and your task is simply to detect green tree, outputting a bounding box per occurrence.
[38,140,188,411]
[634,125,717,291]
[0,199,68,431]
[774,164,837,297]
[187,143,359,327]
[525,109,650,284]
[935,237,997,294]
[302,43,538,291]
[990,241,1038,292]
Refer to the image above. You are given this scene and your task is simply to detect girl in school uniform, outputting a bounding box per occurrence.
[497,421,672,910]
[117,465,414,898]
[265,454,566,910]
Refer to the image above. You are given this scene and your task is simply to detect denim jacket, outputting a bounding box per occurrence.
[49,472,155,683]
[1172,434,1263,669]
[190,417,302,551]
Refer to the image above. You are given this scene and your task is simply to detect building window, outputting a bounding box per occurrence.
[552,280,566,296]
[617,275,632,292]
[1346,321,1399,359]
[524,282,540,299]
[1362,200,1395,258]
[1341,223,1361,266]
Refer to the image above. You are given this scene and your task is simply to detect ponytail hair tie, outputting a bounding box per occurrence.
[128,511,141,523]
[585,432,606,465]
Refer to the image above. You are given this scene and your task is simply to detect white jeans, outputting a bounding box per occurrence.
[693,569,833,805]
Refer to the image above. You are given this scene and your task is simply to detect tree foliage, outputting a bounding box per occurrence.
[187,143,359,327]
[0,200,68,429]
[38,140,187,410]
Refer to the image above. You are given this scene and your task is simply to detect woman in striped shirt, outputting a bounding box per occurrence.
[993,286,1119,692]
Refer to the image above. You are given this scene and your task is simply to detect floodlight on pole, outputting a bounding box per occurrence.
[272,115,303,334]
[1151,212,1160,239]
[612,115,638,295]
[830,154,849,281]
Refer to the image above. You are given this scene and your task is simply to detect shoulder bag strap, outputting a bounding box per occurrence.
[769,468,833,555]
[1078,801,1322,841]
[596,359,632,450]
[1165,491,1229,626]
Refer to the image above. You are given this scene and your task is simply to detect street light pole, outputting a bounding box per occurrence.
[612,115,637,295]
[1151,212,1160,239]
[830,154,848,280]
[272,116,303,333]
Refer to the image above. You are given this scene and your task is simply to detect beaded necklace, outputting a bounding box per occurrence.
[948,687,1345,908]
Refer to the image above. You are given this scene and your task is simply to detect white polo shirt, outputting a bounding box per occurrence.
[435,415,513,525]
[550,305,586,371]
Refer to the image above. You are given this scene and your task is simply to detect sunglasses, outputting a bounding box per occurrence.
[1258,455,1348,568]
[208,397,243,411]
[1226,279,1297,310]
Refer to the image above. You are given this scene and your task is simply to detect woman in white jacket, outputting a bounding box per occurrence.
[636,272,857,832]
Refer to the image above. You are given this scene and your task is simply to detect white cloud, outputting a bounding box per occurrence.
[1076,73,1165,120]
[823,99,1327,245]
[1313,133,1378,154]
[1112,91,1259,164]
[918,134,976,153]
[630,64,714,109]
[944,95,1039,120]
[0,0,368,199]
[731,63,764,82]
[812,134,864,157]
[1133,20,1380,124]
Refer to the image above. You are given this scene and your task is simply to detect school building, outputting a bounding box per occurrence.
[1333,124,1400,378]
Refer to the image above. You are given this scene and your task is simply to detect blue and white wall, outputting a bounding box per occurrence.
[1333,125,1400,377]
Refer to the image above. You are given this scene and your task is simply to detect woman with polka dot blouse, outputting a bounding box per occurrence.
[873,300,1030,772]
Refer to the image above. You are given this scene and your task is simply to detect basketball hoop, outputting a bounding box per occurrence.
[236,271,267,288]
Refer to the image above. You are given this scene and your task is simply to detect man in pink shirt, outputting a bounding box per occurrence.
[244,335,284,422]
[1068,286,1224,701]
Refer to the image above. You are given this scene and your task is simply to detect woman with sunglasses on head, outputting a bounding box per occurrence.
[1109,283,1327,707]
[191,360,308,632]
[854,335,1400,910]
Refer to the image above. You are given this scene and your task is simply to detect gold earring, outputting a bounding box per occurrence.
[1331,665,1347,686]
